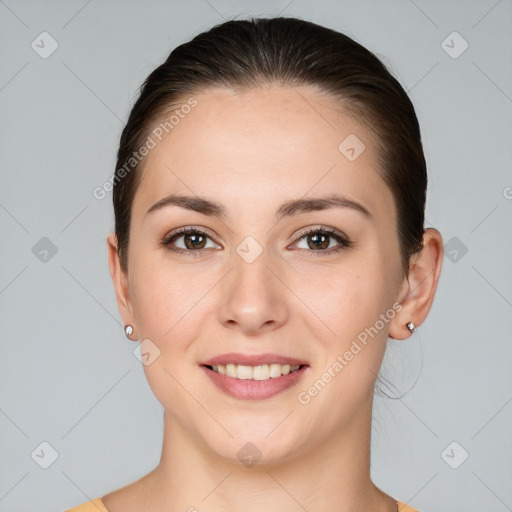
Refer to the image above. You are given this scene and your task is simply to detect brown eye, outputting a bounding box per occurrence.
[182,232,207,250]
[163,228,220,256]
[293,227,352,256]
[305,232,330,250]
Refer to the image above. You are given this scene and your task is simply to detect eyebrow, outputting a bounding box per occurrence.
[146,193,373,221]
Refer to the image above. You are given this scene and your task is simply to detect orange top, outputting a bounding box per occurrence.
[65,497,421,511]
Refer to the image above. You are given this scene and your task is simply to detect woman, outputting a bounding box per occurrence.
[66,16,443,512]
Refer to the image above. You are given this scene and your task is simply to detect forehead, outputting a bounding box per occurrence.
[133,85,394,223]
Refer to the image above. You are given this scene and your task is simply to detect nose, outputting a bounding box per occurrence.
[218,246,290,336]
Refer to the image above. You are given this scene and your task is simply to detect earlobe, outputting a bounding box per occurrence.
[124,324,137,341]
[107,232,136,332]
[389,228,444,340]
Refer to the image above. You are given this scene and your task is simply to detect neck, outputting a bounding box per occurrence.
[143,398,396,512]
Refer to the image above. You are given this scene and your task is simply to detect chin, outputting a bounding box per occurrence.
[201,427,303,467]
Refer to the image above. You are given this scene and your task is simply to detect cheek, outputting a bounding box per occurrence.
[128,261,210,415]
[131,263,199,342]
[128,247,225,365]
[290,256,388,344]
[131,268,172,337]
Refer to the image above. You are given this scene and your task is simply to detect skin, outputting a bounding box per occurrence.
[105,84,443,512]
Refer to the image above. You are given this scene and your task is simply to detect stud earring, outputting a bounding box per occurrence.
[406,321,416,333]
[124,324,134,338]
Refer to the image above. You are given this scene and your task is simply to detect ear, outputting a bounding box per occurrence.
[107,231,136,338]
[389,228,444,340]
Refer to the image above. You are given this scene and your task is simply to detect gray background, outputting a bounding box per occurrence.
[1,1,511,511]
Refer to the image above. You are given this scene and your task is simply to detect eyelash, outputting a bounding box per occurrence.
[162,226,353,258]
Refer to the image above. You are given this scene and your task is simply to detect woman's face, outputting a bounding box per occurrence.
[114,85,409,463]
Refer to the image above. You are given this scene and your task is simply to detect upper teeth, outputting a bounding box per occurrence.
[211,363,301,381]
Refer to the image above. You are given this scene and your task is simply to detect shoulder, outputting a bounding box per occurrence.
[67,470,156,511]
[397,501,422,512]
[65,494,419,512]
[64,497,108,512]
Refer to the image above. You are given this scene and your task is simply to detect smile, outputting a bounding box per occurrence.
[206,363,302,381]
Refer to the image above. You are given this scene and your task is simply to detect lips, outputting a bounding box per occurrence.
[200,353,310,400]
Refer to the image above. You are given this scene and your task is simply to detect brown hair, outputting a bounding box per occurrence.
[113,16,426,275]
